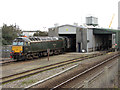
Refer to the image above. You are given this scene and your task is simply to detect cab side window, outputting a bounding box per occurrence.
[24,42,29,46]
[28,42,30,45]
[24,42,26,46]
[26,42,28,46]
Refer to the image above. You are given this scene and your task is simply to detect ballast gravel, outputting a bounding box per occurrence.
[2,63,77,88]
[2,52,115,88]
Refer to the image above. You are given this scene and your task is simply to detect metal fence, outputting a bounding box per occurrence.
[2,45,12,58]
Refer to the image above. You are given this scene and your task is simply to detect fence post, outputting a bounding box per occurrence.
[47,49,50,61]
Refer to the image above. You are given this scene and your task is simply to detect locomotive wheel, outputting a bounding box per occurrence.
[27,54,33,60]
[33,53,39,59]
[49,50,53,56]
[43,52,47,56]
[54,50,59,55]
[38,53,42,57]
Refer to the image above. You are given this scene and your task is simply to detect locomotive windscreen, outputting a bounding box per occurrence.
[12,37,30,46]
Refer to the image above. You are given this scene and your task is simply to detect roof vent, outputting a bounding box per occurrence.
[86,16,98,26]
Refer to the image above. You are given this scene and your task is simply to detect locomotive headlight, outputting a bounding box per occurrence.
[10,52,12,55]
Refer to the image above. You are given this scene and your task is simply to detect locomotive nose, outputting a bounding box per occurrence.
[12,46,23,53]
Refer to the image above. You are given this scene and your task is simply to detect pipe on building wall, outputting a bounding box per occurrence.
[118,1,120,29]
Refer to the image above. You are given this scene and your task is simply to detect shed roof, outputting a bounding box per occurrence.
[49,24,86,29]
[92,28,119,34]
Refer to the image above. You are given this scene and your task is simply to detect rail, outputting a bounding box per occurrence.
[83,59,118,88]
[1,52,105,84]
[50,53,119,89]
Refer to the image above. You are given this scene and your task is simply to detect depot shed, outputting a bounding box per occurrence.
[87,28,120,51]
[48,24,120,52]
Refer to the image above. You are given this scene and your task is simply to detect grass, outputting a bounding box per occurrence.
[21,79,38,85]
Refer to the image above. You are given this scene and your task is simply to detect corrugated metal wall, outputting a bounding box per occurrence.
[116,31,120,50]
[87,29,96,52]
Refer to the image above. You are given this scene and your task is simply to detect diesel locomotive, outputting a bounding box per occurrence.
[10,36,71,60]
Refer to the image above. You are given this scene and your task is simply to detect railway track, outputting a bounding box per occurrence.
[25,53,120,90]
[0,53,74,65]
[0,54,60,65]
[0,51,108,65]
[1,52,105,84]
[0,59,17,65]
[40,52,119,89]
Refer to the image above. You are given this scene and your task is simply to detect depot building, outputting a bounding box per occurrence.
[48,17,120,52]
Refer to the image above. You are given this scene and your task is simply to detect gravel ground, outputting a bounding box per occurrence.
[32,52,118,88]
[2,63,77,88]
[2,52,117,88]
[2,52,93,77]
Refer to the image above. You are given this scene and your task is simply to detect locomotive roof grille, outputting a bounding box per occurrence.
[15,37,31,42]
[13,37,63,43]
[29,38,35,41]
[29,38,32,41]
[28,37,60,42]
[35,38,39,41]
[37,38,41,40]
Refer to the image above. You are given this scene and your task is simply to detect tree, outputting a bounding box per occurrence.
[33,30,48,36]
[2,24,22,45]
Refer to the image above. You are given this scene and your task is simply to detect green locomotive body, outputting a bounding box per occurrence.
[11,37,67,60]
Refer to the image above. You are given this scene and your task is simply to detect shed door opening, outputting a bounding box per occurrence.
[95,34,112,51]
[59,34,76,52]
[78,43,81,52]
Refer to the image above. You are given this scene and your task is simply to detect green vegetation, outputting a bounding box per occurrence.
[33,30,48,36]
[2,24,22,45]
[21,79,38,85]
[1,24,48,45]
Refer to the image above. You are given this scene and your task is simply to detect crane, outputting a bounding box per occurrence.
[109,14,115,28]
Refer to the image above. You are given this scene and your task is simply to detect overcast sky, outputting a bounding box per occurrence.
[0,0,120,31]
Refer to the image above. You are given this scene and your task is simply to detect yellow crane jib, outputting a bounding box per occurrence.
[109,14,115,28]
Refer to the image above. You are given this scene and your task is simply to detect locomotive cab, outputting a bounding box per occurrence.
[11,37,30,60]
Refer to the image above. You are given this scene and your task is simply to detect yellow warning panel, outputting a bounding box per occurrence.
[12,46,23,53]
